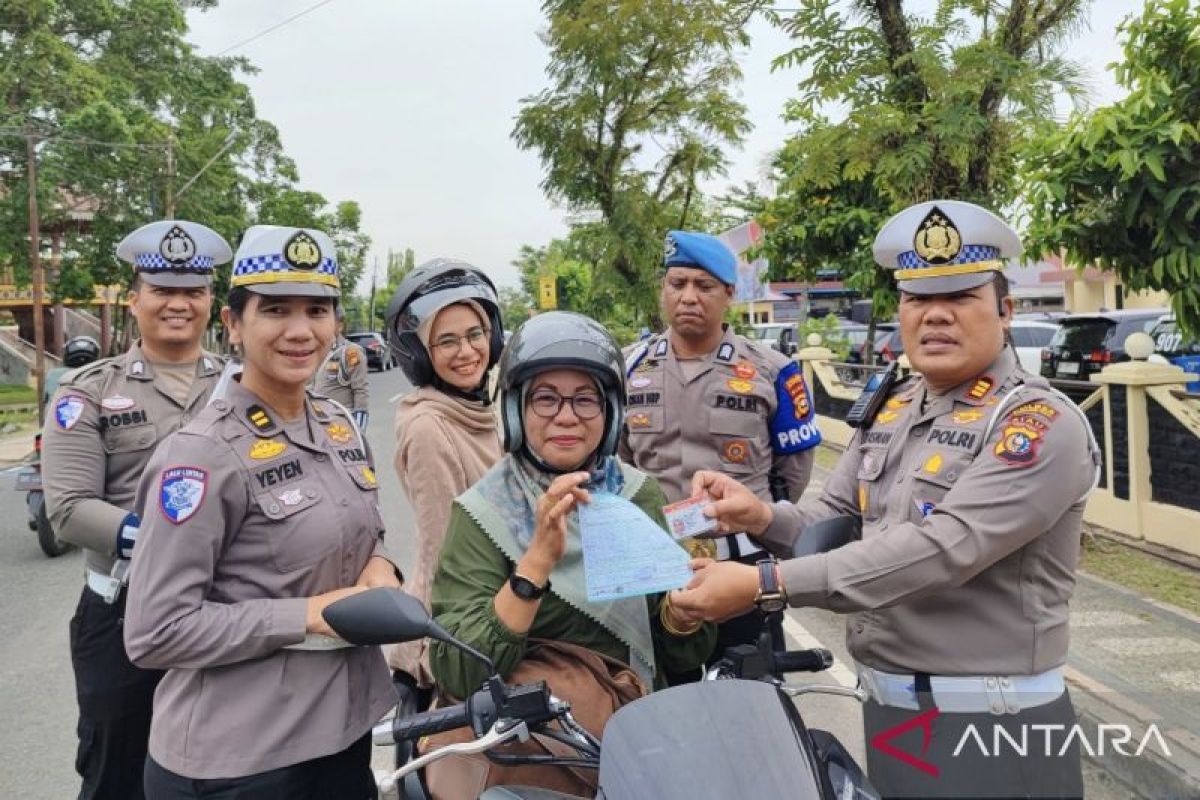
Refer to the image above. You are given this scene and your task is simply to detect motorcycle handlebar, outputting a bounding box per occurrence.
[776,648,833,674]
[378,702,471,744]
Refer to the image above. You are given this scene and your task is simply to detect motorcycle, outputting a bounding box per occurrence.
[325,517,878,800]
[14,432,73,558]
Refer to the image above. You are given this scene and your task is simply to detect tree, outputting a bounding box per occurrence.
[1023,0,1200,335]
[498,286,535,330]
[0,0,368,314]
[753,0,1090,321]
[513,0,752,323]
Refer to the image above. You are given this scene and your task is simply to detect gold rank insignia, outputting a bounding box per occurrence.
[858,484,868,513]
[246,405,272,430]
[966,377,994,401]
[361,466,377,486]
[726,378,754,395]
[628,412,651,428]
[951,409,984,424]
[885,397,912,410]
[326,423,353,444]
[922,453,943,475]
[249,440,287,460]
[874,409,900,425]
[284,230,322,270]
[347,348,360,367]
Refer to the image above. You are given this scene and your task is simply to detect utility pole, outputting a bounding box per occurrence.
[26,126,46,424]
[367,256,379,331]
[164,135,176,219]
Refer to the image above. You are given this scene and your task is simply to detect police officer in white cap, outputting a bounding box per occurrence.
[675,201,1100,798]
[42,220,230,800]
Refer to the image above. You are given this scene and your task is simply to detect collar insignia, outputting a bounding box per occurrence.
[716,342,735,363]
[246,405,273,430]
[653,339,668,358]
[966,377,993,401]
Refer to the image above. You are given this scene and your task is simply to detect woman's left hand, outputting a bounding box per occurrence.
[356,555,403,589]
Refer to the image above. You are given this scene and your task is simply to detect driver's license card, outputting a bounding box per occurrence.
[662,495,718,541]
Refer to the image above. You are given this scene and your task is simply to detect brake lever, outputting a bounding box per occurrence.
[782,684,868,703]
[383,719,531,789]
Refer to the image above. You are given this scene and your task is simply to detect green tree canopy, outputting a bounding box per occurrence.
[752,0,1090,316]
[1023,0,1200,334]
[513,0,752,323]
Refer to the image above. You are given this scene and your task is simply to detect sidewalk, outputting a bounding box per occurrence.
[0,423,37,468]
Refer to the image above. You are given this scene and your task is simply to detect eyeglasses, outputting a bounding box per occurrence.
[432,327,489,354]
[527,390,604,420]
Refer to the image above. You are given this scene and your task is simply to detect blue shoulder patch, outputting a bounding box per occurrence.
[770,361,821,454]
[160,467,208,524]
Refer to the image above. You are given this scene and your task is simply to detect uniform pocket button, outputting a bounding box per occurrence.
[269,503,280,514]
[305,489,316,498]
[339,498,349,506]
[315,454,327,462]
[947,471,958,481]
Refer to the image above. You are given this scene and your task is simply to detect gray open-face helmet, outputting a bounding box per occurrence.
[63,335,100,368]
[385,258,503,386]
[498,311,626,468]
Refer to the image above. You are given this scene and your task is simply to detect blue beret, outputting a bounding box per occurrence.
[663,230,737,286]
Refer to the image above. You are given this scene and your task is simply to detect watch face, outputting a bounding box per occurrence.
[758,597,786,614]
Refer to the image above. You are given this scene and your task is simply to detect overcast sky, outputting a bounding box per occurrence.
[186,1,1133,294]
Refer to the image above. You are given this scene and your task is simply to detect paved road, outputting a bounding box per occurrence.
[1,365,1191,797]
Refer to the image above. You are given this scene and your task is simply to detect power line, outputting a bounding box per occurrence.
[213,0,339,57]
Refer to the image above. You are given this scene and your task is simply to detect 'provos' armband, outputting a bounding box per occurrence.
[771,361,822,454]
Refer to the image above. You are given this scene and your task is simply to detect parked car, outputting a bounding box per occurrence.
[1148,314,1200,392]
[346,331,393,371]
[748,322,799,356]
[1009,319,1059,373]
[1040,309,1167,380]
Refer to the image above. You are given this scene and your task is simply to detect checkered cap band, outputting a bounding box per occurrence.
[134,253,216,272]
[232,254,338,278]
[896,244,1000,269]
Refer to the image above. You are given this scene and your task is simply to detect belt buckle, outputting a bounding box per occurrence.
[98,575,122,605]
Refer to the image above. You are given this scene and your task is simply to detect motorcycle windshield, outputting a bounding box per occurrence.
[597,680,824,800]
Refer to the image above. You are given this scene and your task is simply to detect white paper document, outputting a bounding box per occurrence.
[578,493,693,602]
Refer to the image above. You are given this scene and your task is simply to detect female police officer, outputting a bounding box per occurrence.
[674,201,1100,799]
[124,225,401,799]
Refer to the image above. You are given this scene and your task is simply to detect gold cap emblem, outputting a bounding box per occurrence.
[159,225,197,265]
[284,231,322,271]
[913,206,962,264]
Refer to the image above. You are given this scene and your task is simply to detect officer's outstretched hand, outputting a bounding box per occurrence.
[672,559,759,623]
[691,470,773,536]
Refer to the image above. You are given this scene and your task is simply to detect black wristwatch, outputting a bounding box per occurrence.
[754,558,787,613]
[509,571,549,601]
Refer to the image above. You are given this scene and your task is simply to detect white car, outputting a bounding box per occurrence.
[1009,320,1059,373]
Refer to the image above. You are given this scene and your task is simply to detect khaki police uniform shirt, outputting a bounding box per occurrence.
[619,326,820,557]
[311,337,369,412]
[42,342,223,574]
[123,378,395,779]
[761,348,1100,676]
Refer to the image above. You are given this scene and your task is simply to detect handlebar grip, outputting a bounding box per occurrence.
[775,648,833,674]
[389,702,472,742]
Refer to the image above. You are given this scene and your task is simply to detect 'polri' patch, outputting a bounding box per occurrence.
[55,395,86,430]
[160,467,208,524]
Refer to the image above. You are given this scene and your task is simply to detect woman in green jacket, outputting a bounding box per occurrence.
[429,312,715,700]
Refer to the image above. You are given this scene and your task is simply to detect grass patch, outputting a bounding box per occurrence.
[1080,535,1200,617]
[0,383,35,405]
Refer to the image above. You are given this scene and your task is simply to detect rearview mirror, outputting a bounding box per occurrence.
[323,588,436,646]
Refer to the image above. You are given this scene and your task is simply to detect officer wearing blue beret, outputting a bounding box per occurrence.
[619,229,822,682]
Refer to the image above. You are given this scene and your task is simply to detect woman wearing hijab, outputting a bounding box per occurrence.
[383,260,504,706]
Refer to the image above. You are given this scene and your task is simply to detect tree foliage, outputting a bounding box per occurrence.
[513,0,752,322]
[753,0,1089,314]
[1023,0,1200,335]
[0,0,367,308]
